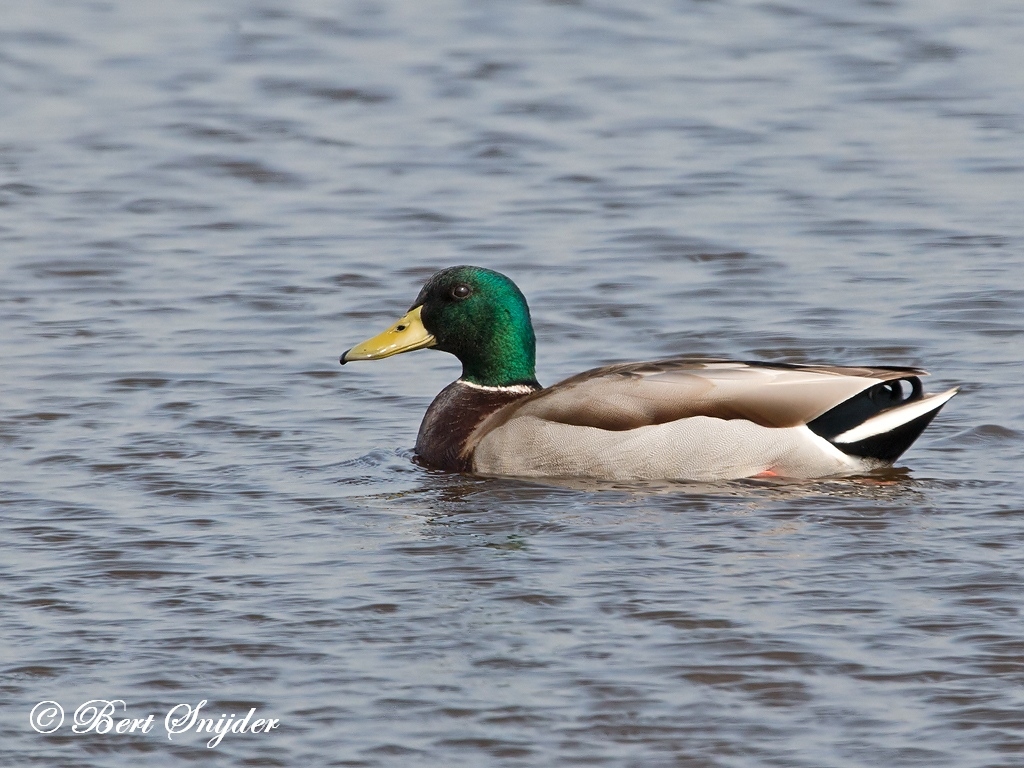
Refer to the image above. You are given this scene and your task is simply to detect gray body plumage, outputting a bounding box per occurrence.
[434,358,957,481]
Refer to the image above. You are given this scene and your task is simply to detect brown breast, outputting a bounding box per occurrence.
[415,381,537,472]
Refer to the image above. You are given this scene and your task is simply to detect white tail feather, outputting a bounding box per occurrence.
[833,388,959,444]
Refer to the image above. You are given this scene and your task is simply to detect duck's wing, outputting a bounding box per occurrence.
[483,357,930,432]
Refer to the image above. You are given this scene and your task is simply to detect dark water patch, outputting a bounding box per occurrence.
[923,234,1010,250]
[604,118,765,146]
[142,482,222,502]
[378,207,462,228]
[186,418,285,441]
[72,132,134,153]
[29,453,86,466]
[184,219,268,231]
[829,54,902,84]
[663,172,746,198]
[18,597,83,614]
[510,204,590,218]
[905,40,960,63]
[856,88,977,107]
[28,261,123,279]
[472,655,550,670]
[911,290,1024,313]
[6,664,62,678]
[89,461,146,475]
[260,78,393,105]
[626,610,737,631]
[166,121,253,144]
[570,302,645,320]
[195,290,303,312]
[498,99,590,122]
[133,537,201,552]
[302,15,394,40]
[9,524,80,545]
[348,602,399,614]
[102,568,188,582]
[328,273,386,289]
[555,173,603,185]
[278,283,334,295]
[454,130,564,159]
[5,29,75,47]
[169,155,304,187]
[300,369,340,379]
[494,592,567,606]
[110,376,170,390]
[961,159,1024,175]
[363,742,428,757]
[611,228,765,265]
[0,182,42,203]
[156,400,197,412]
[14,411,71,422]
[123,196,216,214]
[462,60,521,81]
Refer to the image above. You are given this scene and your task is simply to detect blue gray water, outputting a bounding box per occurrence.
[2,1,1023,765]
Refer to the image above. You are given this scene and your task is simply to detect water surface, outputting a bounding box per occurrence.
[2,1,1024,766]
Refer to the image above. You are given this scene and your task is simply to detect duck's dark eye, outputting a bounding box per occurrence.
[451,284,471,300]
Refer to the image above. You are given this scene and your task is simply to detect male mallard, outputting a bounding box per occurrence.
[341,266,957,481]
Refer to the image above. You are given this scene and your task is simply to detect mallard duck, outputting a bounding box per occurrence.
[341,266,957,481]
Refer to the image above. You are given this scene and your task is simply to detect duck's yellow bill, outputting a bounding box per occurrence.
[340,305,435,364]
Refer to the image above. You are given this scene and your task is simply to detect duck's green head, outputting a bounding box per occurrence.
[341,266,539,388]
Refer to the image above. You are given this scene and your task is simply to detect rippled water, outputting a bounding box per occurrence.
[3,0,1024,765]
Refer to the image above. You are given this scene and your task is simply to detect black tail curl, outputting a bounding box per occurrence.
[807,377,935,463]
